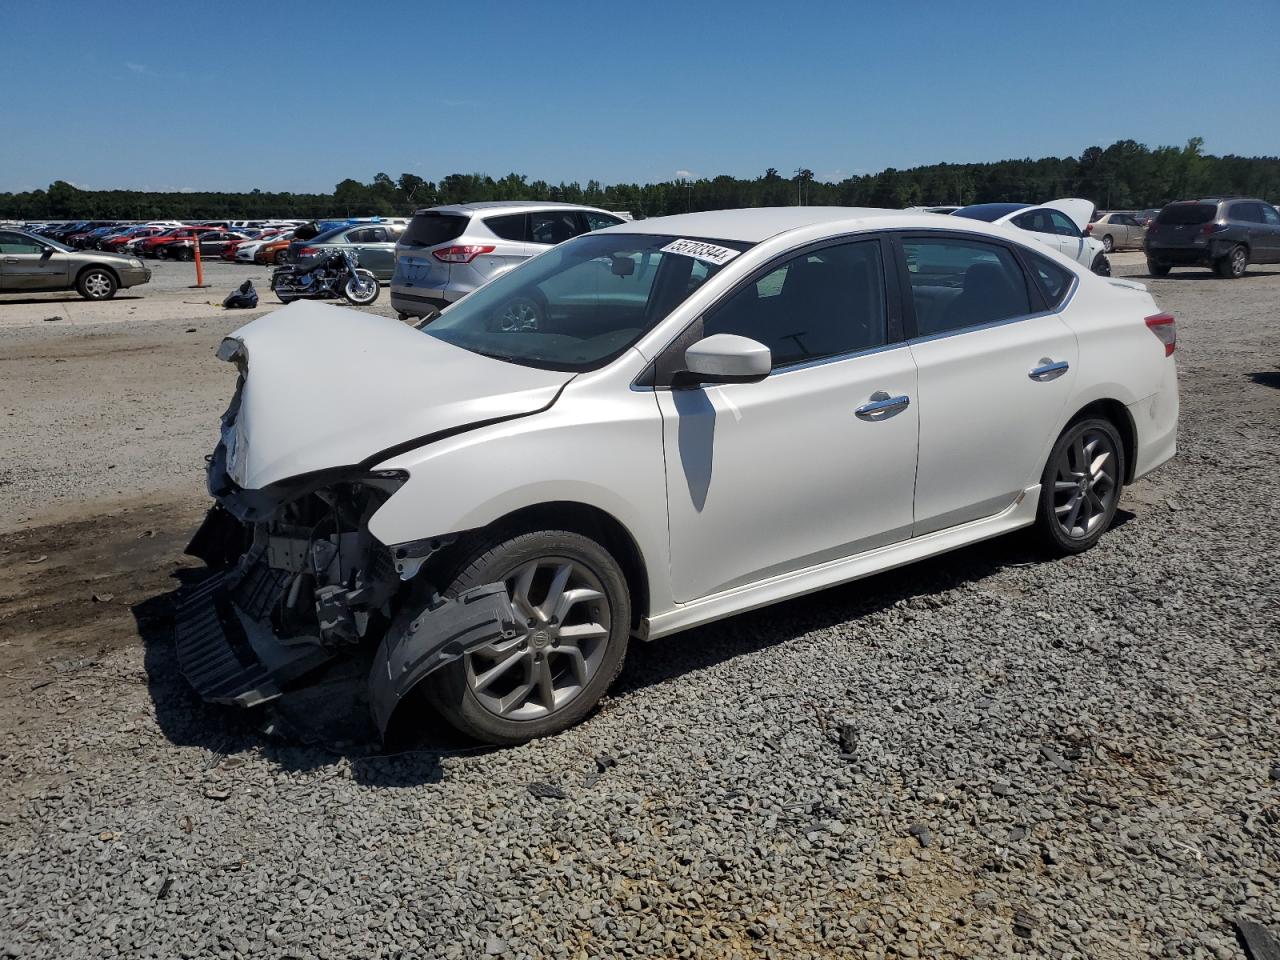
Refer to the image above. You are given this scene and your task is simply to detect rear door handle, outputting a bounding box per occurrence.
[2,257,17,263]
[1029,359,1070,381]
[855,392,910,419]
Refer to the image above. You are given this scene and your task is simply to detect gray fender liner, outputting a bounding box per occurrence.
[368,582,521,735]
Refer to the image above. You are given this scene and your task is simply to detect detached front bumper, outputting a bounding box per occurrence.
[177,504,518,736]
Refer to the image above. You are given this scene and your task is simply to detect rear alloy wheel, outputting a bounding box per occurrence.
[76,268,117,301]
[1215,245,1248,279]
[1036,418,1124,555]
[1101,234,1114,253]
[1090,254,1111,277]
[426,530,630,744]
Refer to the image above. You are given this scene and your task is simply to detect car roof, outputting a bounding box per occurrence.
[412,201,614,217]
[600,207,951,243]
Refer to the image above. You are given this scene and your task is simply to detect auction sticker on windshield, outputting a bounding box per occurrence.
[660,239,741,266]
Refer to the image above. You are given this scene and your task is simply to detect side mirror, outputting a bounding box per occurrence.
[679,334,771,386]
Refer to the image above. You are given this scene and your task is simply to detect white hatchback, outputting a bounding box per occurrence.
[181,207,1178,744]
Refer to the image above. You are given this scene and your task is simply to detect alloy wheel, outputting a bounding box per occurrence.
[1051,428,1118,539]
[464,557,611,721]
[1231,247,1247,277]
[83,272,112,298]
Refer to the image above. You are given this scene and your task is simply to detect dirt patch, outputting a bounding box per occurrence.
[0,494,206,697]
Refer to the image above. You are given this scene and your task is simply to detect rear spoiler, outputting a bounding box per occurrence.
[1105,277,1148,293]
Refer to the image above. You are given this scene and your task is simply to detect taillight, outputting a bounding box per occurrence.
[1200,222,1225,235]
[1085,223,1093,233]
[299,246,318,257]
[1145,313,1176,356]
[433,244,495,263]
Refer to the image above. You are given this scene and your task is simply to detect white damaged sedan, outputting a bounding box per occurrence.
[181,207,1178,744]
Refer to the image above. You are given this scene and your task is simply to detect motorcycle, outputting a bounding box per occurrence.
[270,248,380,306]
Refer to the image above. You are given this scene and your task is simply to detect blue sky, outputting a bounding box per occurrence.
[1,0,1276,193]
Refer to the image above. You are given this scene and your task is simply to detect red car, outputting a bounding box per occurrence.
[137,226,221,259]
[103,226,168,251]
[220,229,280,261]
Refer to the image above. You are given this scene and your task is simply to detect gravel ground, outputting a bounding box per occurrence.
[1,255,1278,959]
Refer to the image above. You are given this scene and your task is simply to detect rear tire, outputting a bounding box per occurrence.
[1215,245,1248,278]
[76,268,117,301]
[1035,417,1124,556]
[1147,260,1171,277]
[425,530,631,745]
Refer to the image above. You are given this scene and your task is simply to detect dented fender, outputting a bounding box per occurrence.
[368,582,521,735]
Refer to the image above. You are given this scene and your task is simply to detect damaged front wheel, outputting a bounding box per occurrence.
[425,530,630,745]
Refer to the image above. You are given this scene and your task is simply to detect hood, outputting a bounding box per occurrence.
[220,300,572,490]
[1041,198,1095,233]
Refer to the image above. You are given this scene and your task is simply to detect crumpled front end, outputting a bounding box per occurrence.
[176,448,517,736]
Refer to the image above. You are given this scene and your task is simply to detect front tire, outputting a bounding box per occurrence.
[426,530,631,745]
[1090,254,1111,277]
[1215,245,1248,279]
[343,270,380,305]
[76,268,118,301]
[1035,417,1124,556]
[1101,234,1114,253]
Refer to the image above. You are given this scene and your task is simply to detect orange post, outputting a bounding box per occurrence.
[189,232,210,289]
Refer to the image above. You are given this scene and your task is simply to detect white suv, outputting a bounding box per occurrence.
[181,207,1178,745]
[389,201,626,322]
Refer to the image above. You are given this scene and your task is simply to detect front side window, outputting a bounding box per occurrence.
[902,238,1031,336]
[423,233,751,372]
[0,231,44,255]
[1048,211,1081,237]
[703,240,887,369]
[1261,205,1280,226]
[1012,209,1055,234]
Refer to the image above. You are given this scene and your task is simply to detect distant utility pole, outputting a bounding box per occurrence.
[795,168,803,206]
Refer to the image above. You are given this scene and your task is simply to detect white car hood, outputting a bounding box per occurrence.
[1040,198,1095,233]
[220,300,571,490]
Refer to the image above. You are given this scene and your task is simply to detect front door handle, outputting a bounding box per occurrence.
[2,257,18,264]
[1029,359,1070,381]
[855,392,910,419]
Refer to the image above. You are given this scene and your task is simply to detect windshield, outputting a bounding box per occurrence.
[423,232,752,372]
[952,203,1033,222]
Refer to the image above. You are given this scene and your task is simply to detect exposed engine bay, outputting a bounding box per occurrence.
[176,383,520,737]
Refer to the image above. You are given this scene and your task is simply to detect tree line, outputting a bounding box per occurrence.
[2,138,1276,222]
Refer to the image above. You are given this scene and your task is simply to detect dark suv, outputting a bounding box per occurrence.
[1145,199,1280,278]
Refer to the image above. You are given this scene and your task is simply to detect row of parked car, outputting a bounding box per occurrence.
[8,195,1277,303]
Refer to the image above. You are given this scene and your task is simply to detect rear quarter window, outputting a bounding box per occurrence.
[1024,252,1074,309]
[484,213,528,242]
[401,213,469,247]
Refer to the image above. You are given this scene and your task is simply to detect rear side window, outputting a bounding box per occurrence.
[1024,252,1074,309]
[484,213,528,242]
[530,211,581,245]
[584,211,624,231]
[401,212,469,247]
[1157,204,1217,225]
[902,238,1031,336]
[704,240,887,369]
